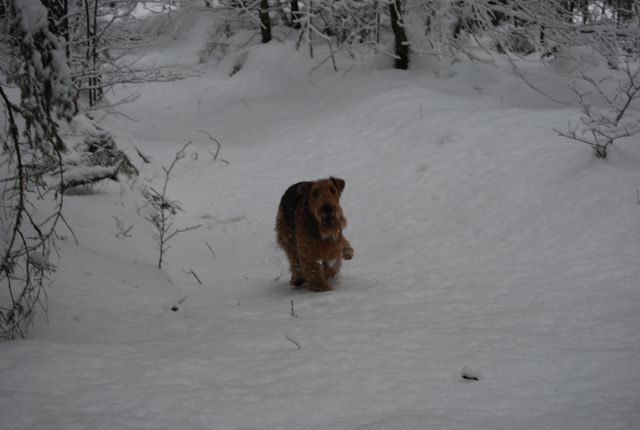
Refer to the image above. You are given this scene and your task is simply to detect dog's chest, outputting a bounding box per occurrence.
[300,234,343,260]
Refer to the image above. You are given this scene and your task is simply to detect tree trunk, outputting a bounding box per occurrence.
[559,1,575,23]
[259,0,272,43]
[389,0,409,70]
[291,0,301,29]
[616,0,633,25]
[83,0,102,106]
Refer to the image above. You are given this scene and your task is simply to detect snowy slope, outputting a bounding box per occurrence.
[1,17,640,430]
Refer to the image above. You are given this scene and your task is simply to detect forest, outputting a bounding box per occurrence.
[1,1,639,429]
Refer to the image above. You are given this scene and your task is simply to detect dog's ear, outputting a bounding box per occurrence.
[297,181,312,197]
[330,177,345,193]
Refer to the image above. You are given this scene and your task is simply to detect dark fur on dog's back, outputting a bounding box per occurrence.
[275,177,354,292]
[279,181,310,238]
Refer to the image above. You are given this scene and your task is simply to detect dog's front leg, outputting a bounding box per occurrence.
[322,258,342,279]
[300,256,332,292]
[341,238,354,260]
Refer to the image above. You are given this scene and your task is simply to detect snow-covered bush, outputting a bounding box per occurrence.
[60,115,138,192]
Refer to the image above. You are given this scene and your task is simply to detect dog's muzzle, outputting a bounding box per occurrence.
[320,204,338,226]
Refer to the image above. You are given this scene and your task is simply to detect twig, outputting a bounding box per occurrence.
[291,300,298,318]
[197,130,221,158]
[207,151,230,164]
[59,214,80,245]
[506,57,571,106]
[188,268,202,285]
[197,129,230,164]
[165,224,202,242]
[133,144,152,164]
[285,334,302,350]
[171,295,188,312]
[205,241,217,258]
[111,215,133,238]
[143,141,202,269]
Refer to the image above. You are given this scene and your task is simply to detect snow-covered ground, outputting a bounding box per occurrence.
[1,11,640,430]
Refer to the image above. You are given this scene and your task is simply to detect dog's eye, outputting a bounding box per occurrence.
[312,189,320,198]
[331,188,337,195]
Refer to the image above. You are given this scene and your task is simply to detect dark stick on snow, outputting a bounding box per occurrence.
[285,335,301,350]
[291,300,298,318]
[189,268,202,285]
[133,145,151,163]
[197,130,229,164]
[205,241,216,258]
[461,366,481,381]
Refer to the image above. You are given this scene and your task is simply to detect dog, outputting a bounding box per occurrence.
[276,177,354,291]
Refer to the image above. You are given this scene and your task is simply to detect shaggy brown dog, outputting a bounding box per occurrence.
[276,177,354,292]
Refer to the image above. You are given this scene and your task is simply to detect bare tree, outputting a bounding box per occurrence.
[259,0,273,42]
[36,1,198,109]
[390,0,409,69]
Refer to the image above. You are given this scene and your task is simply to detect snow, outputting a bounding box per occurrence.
[16,0,48,35]
[61,164,119,185]
[1,12,640,430]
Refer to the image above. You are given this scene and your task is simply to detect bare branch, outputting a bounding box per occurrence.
[142,142,201,269]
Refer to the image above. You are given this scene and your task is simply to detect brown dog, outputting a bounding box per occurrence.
[276,177,354,291]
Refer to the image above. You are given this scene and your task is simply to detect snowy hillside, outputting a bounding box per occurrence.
[1,12,639,430]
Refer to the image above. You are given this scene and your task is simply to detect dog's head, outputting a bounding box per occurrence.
[299,177,347,241]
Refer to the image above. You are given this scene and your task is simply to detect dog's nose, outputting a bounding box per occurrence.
[322,204,333,215]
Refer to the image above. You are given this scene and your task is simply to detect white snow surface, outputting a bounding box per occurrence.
[2,18,640,430]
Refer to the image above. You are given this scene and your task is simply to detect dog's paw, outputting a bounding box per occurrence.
[342,243,354,260]
[290,277,305,287]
